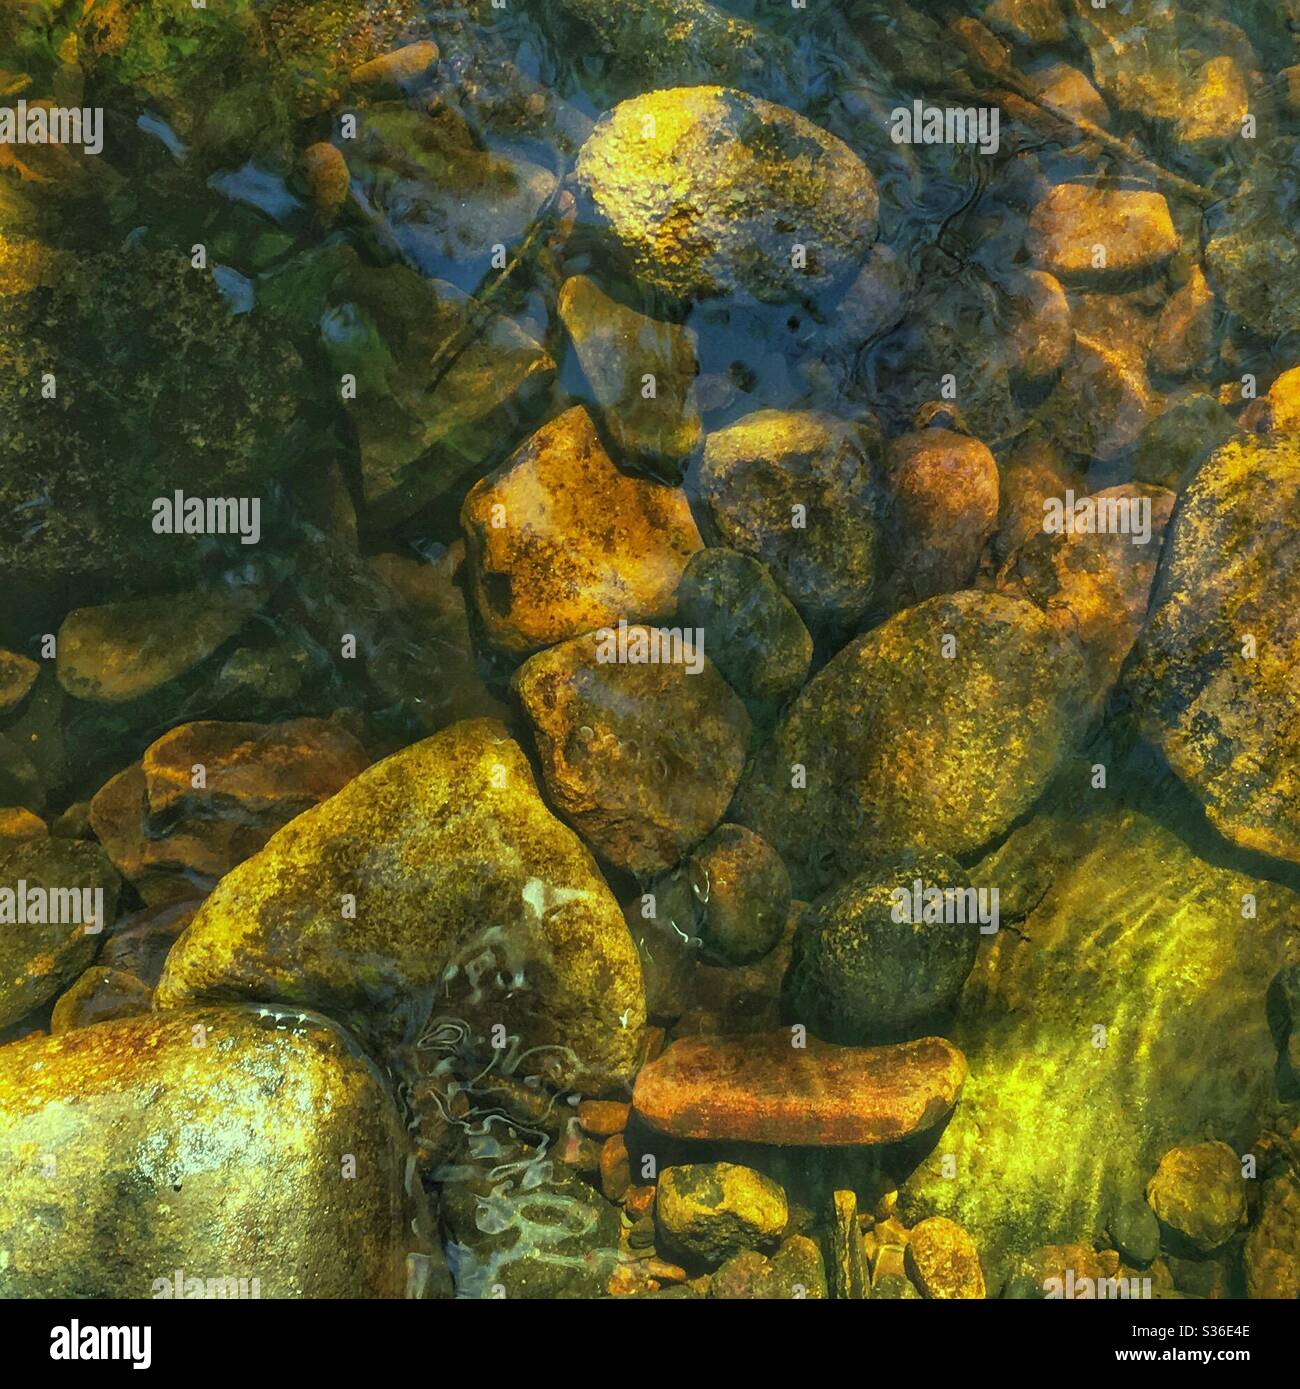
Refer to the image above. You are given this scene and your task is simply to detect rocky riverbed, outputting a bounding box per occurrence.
[2,0,1300,1301]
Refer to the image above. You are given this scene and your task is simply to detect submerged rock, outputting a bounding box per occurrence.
[513,627,750,875]
[1204,154,1300,339]
[1028,183,1177,283]
[0,1006,438,1297]
[0,837,119,1028]
[633,1031,967,1145]
[905,1217,986,1299]
[1244,1175,1300,1300]
[710,1234,828,1299]
[1129,435,1300,865]
[698,410,882,631]
[155,719,646,1090]
[1145,1141,1246,1253]
[0,649,38,714]
[736,591,1087,895]
[558,274,702,476]
[783,853,982,1045]
[575,87,877,302]
[49,965,153,1032]
[655,1163,788,1267]
[462,406,702,654]
[675,548,812,710]
[688,824,790,966]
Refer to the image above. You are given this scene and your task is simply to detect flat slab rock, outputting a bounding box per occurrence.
[632,1031,966,1146]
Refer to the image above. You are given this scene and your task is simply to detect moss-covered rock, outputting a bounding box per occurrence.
[655,1163,788,1267]
[0,1005,441,1296]
[1145,1141,1246,1253]
[513,627,750,875]
[0,648,38,714]
[49,964,152,1032]
[736,591,1087,895]
[687,824,790,966]
[783,851,982,1045]
[155,718,645,1090]
[575,87,877,302]
[698,410,883,631]
[709,1234,828,1299]
[1129,435,1300,865]
[905,1216,986,1299]
[0,836,119,1027]
[1028,183,1177,283]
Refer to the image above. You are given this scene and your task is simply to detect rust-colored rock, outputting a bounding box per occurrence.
[632,1031,966,1146]
[578,1099,630,1139]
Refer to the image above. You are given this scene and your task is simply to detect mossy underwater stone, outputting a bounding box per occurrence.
[783,852,981,1045]
[1129,434,1300,866]
[688,824,790,965]
[1145,1141,1247,1254]
[155,718,645,1090]
[512,626,750,875]
[575,86,878,303]
[0,1005,440,1297]
[709,1234,828,1299]
[655,1163,788,1267]
[736,590,1087,896]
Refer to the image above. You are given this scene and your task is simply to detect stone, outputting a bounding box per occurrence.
[0,806,45,847]
[49,965,153,1032]
[998,483,1175,712]
[1030,63,1108,126]
[905,1217,985,1298]
[736,591,1086,895]
[993,428,1080,565]
[0,1004,440,1297]
[1028,183,1177,283]
[155,719,645,1090]
[462,406,702,654]
[1003,269,1073,383]
[318,247,554,525]
[302,140,348,222]
[900,804,1298,1285]
[881,427,999,606]
[0,837,119,1028]
[513,627,750,875]
[1129,435,1300,865]
[688,824,790,966]
[1244,1175,1300,1300]
[90,718,369,905]
[783,852,982,1045]
[829,1190,869,1299]
[1175,56,1248,149]
[698,409,883,631]
[1132,390,1239,491]
[633,1030,967,1145]
[558,274,702,475]
[350,40,438,95]
[675,548,812,709]
[655,1163,787,1266]
[577,1100,629,1139]
[1146,1142,1246,1253]
[984,0,1069,44]
[98,899,197,987]
[1266,365,1300,432]
[0,648,38,713]
[575,87,877,303]
[599,1134,631,1202]
[1149,266,1216,378]
[1108,1198,1161,1268]
[1040,331,1159,461]
[710,1235,828,1299]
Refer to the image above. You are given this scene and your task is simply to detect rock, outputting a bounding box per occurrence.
[1244,1175,1300,1299]
[155,718,645,1090]
[462,406,702,654]
[655,1163,787,1266]
[1108,1198,1161,1268]
[871,1270,921,1299]
[1040,330,1159,461]
[675,548,812,709]
[900,805,1299,1284]
[577,1099,629,1139]
[512,627,750,875]
[1129,435,1300,865]
[688,824,790,966]
[698,410,883,630]
[0,837,119,1028]
[905,1216,985,1299]
[0,648,38,713]
[49,965,152,1032]
[783,852,982,1045]
[993,428,1080,565]
[1131,390,1239,491]
[0,806,45,847]
[1204,158,1300,339]
[98,900,198,987]
[736,591,1086,895]
[56,588,257,704]
[302,141,349,223]
[558,274,702,476]
[1175,56,1248,149]
[1146,1142,1246,1253]
[317,247,554,525]
[1030,63,1108,127]
[710,1234,828,1299]
[90,718,369,905]
[1266,365,1300,432]
[1150,266,1216,378]
[0,1006,440,1297]
[998,483,1175,712]
[983,0,1069,44]
[599,1133,631,1202]
[633,1030,967,1145]
[1028,184,1177,283]
[575,87,877,303]
[350,40,438,95]
[881,427,999,606]
[1003,269,1073,383]
[442,1165,621,1298]
[829,1190,869,1299]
